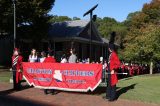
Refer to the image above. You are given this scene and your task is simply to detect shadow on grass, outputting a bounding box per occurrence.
[116,83,137,100]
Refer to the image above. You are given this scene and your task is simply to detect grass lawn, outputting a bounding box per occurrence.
[0,71,12,82]
[116,74,160,104]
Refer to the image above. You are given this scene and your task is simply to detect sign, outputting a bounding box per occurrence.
[22,62,102,92]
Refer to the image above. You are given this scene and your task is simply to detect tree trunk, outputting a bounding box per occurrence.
[150,61,153,74]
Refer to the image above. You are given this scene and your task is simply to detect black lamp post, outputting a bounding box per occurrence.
[12,0,16,48]
[83,4,98,62]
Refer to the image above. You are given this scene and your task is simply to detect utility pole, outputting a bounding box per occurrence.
[12,0,16,48]
[83,4,98,63]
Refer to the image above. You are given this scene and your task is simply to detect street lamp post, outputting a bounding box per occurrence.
[12,0,16,48]
[83,4,98,62]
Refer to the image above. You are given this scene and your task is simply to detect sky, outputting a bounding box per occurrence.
[49,0,152,22]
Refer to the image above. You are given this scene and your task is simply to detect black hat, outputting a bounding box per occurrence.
[109,31,116,44]
[109,43,115,51]
[108,31,116,51]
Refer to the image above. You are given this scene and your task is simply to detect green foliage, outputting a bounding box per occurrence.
[0,0,55,41]
[95,17,127,45]
[121,0,160,62]
[0,0,13,34]
[96,17,117,38]
[50,15,72,23]
[73,17,80,20]
[49,16,81,23]
[123,24,160,61]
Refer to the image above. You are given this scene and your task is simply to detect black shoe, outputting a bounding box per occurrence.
[44,89,48,95]
[50,90,56,95]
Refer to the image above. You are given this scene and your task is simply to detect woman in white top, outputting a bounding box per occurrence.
[39,51,46,63]
[28,49,38,62]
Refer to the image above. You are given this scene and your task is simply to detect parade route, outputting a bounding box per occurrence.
[0,82,159,106]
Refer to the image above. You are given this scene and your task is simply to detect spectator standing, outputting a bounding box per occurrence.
[28,49,38,62]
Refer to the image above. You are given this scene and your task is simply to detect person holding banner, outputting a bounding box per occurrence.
[43,51,56,95]
[28,49,38,62]
[39,51,46,63]
[61,54,67,63]
[68,48,77,63]
[12,48,23,90]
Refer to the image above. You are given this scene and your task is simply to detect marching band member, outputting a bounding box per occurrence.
[12,48,23,90]
[106,44,121,101]
[105,32,121,101]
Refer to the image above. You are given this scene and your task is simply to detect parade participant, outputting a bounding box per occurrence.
[121,62,125,73]
[12,48,23,90]
[43,51,56,95]
[28,49,38,62]
[68,48,77,63]
[61,54,67,63]
[106,44,121,101]
[129,65,134,76]
[105,32,121,101]
[39,51,46,63]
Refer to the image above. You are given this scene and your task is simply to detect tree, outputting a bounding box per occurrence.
[73,17,80,20]
[96,17,117,38]
[0,0,55,41]
[95,17,127,46]
[121,0,160,64]
[123,11,140,28]
[142,0,160,24]
[0,0,13,36]
[50,15,72,23]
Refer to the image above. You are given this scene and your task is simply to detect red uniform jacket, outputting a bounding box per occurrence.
[43,56,56,63]
[12,55,23,83]
[109,51,121,86]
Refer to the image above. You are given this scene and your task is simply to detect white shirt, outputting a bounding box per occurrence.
[40,57,46,63]
[29,55,37,63]
[61,58,67,63]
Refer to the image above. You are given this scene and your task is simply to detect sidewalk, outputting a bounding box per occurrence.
[0,82,159,106]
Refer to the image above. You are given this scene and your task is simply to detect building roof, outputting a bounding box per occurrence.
[102,38,109,44]
[49,20,90,38]
[48,20,119,45]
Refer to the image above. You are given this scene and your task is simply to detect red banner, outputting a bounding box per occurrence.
[22,62,102,92]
